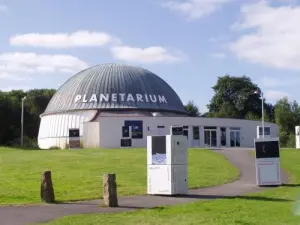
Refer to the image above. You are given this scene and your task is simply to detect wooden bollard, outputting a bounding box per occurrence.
[40,171,55,203]
[103,173,118,207]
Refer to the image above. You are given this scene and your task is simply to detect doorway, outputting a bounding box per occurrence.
[192,126,200,147]
[230,128,241,147]
[220,127,227,146]
[204,129,217,147]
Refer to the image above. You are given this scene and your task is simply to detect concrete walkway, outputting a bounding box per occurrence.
[0,149,289,225]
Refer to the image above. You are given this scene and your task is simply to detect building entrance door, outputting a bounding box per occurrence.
[204,130,217,147]
[230,130,241,147]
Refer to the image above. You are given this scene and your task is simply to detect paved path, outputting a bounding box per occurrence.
[0,149,289,225]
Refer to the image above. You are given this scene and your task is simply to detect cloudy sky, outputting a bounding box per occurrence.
[0,0,299,112]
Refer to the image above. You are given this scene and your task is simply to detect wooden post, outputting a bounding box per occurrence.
[40,171,55,203]
[103,173,118,207]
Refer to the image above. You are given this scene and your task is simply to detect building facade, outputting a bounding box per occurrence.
[38,63,279,149]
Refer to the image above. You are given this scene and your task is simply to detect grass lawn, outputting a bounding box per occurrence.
[43,149,300,225]
[0,147,238,205]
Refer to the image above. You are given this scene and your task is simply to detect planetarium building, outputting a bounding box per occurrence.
[38,63,279,149]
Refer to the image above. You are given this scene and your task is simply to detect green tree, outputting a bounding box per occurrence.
[274,97,300,147]
[184,101,201,117]
[0,88,56,147]
[207,75,274,121]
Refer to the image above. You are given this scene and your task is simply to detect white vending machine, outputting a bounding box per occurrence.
[147,133,188,195]
[254,137,282,186]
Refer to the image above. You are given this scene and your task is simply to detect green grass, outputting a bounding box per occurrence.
[0,147,238,205]
[43,149,300,225]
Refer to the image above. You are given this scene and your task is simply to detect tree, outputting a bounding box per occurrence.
[184,101,201,117]
[274,97,300,147]
[207,75,274,121]
[0,88,56,147]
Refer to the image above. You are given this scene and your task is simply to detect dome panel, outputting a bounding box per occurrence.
[43,63,187,115]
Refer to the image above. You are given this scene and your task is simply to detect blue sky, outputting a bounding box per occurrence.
[1,0,300,112]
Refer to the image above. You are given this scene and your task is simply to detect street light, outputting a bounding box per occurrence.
[254,90,264,138]
[21,96,27,147]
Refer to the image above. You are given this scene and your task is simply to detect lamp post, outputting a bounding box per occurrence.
[254,90,264,138]
[21,96,27,147]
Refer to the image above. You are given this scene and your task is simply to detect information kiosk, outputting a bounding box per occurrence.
[147,126,188,195]
[254,137,282,186]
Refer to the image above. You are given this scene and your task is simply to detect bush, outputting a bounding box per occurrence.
[49,146,61,150]
[6,136,39,149]
[286,134,296,148]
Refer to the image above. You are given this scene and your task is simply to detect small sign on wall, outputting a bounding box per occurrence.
[69,128,81,149]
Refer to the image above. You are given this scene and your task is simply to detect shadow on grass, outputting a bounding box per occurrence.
[158,194,292,202]
[282,184,300,187]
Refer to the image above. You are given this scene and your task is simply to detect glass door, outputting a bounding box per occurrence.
[204,130,217,147]
[220,127,226,146]
[211,130,217,147]
[204,130,211,146]
[230,130,241,147]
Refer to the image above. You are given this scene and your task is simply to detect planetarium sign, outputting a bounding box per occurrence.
[74,93,168,104]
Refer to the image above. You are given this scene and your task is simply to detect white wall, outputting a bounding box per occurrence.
[38,111,279,149]
[38,110,97,149]
[98,116,279,149]
[82,122,100,148]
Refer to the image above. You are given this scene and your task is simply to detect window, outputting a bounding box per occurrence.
[124,120,143,139]
[259,127,271,135]
[230,127,240,131]
[204,126,217,130]
[122,126,130,138]
[157,125,165,128]
[183,126,189,137]
[220,127,226,146]
[193,126,200,140]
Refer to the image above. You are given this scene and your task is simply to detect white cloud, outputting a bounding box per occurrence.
[10,30,120,48]
[110,46,185,64]
[209,52,226,58]
[0,85,31,92]
[0,4,7,11]
[264,90,291,101]
[9,30,186,64]
[162,0,233,20]
[259,76,300,88]
[230,1,300,71]
[0,52,88,81]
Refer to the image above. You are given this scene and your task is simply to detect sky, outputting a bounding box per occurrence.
[1,0,300,113]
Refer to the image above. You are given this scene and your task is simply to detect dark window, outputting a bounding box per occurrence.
[204,126,217,130]
[193,126,199,140]
[125,120,143,139]
[122,126,130,138]
[171,126,183,135]
[121,138,132,147]
[220,127,226,146]
[183,126,189,129]
[69,129,79,137]
[157,125,165,128]
[259,127,271,135]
